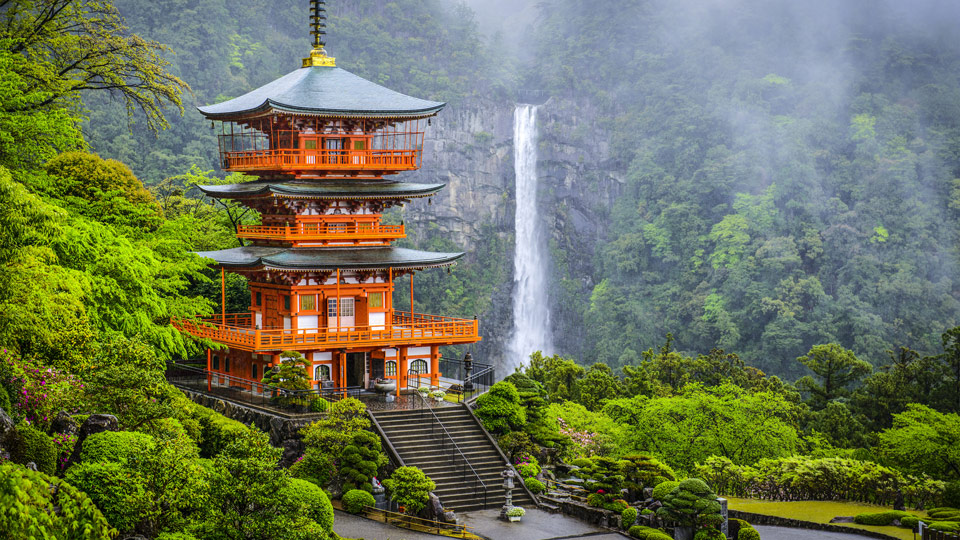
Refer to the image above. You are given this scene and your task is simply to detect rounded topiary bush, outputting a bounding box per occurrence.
[604,500,628,513]
[64,461,152,532]
[286,477,334,531]
[81,430,155,464]
[9,423,57,475]
[622,506,638,528]
[342,488,376,514]
[657,478,721,528]
[382,466,435,515]
[739,526,761,540]
[525,477,546,494]
[628,525,672,540]
[901,516,920,530]
[309,397,329,413]
[518,463,540,478]
[853,510,911,525]
[652,480,679,501]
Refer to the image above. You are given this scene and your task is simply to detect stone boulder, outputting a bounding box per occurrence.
[50,412,78,437]
[418,492,444,523]
[66,414,119,467]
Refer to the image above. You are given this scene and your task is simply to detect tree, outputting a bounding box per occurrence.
[0,0,187,131]
[879,404,960,480]
[382,466,435,515]
[0,461,115,539]
[260,350,312,408]
[933,326,960,413]
[795,344,872,409]
[474,381,525,435]
[578,363,624,411]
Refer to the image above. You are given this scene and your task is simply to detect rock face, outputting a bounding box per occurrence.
[66,414,119,467]
[405,97,619,368]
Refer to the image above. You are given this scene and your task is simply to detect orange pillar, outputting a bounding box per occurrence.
[221,268,226,324]
[398,347,408,393]
[336,268,341,333]
[206,348,212,391]
[388,267,393,330]
[430,346,440,387]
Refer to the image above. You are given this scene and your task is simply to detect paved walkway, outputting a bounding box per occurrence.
[754,525,883,540]
[332,507,626,540]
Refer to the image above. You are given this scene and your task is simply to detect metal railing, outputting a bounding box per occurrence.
[222,148,421,172]
[356,505,479,539]
[164,362,361,413]
[171,310,480,352]
[409,384,488,509]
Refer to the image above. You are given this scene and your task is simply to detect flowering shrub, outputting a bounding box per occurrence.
[1,351,83,430]
[51,432,77,471]
[557,416,603,458]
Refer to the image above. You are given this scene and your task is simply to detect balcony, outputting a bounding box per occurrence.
[236,222,405,245]
[172,311,481,352]
[222,148,420,175]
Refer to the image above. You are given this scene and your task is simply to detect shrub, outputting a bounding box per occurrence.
[571,457,593,468]
[499,431,537,460]
[506,506,526,517]
[156,533,199,540]
[8,423,57,475]
[474,381,525,435]
[930,521,960,532]
[525,477,546,494]
[944,483,960,509]
[657,478,721,528]
[622,506,638,528]
[628,525,672,540]
[586,493,605,507]
[289,448,335,488]
[0,384,10,413]
[340,430,386,492]
[928,507,959,516]
[309,397,330,413]
[285,478,334,531]
[343,488,376,513]
[0,461,114,538]
[901,516,920,530]
[194,407,250,457]
[382,466,435,514]
[641,508,653,515]
[81,430,155,464]
[695,529,726,540]
[64,461,152,532]
[652,480,679,501]
[518,463,541,478]
[619,454,676,496]
[854,510,912,525]
[604,500,628,513]
[929,508,960,519]
[739,527,761,540]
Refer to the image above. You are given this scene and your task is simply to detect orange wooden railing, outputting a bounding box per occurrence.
[236,222,405,243]
[222,148,421,172]
[172,311,480,351]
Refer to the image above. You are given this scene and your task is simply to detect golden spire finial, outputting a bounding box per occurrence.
[303,0,335,67]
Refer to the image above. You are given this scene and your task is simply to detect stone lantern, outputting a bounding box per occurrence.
[500,467,516,520]
[463,352,474,391]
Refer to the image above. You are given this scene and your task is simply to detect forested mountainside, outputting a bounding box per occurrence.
[82,0,960,379]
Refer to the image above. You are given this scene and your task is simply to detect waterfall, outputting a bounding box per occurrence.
[508,104,552,371]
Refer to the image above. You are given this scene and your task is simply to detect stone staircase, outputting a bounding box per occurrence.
[371,405,535,512]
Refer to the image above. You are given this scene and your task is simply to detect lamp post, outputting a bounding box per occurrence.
[463,352,474,392]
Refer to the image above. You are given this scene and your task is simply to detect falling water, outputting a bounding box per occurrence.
[508,104,552,371]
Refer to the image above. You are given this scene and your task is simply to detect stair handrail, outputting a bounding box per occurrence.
[367,411,405,468]
[413,388,488,509]
[462,401,540,507]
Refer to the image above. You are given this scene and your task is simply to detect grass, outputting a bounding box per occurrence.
[726,497,923,540]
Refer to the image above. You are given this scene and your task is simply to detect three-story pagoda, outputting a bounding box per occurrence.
[174,4,481,393]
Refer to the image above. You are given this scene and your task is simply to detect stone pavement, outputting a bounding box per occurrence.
[753,525,882,540]
[332,507,629,540]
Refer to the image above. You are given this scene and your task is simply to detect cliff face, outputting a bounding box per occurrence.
[401,97,622,369]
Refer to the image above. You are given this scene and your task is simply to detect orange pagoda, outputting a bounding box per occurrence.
[173,2,481,393]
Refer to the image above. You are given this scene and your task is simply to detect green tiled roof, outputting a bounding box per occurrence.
[197,179,444,200]
[196,246,463,271]
[198,66,445,119]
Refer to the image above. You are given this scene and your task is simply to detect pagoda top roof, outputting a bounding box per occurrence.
[196,246,463,272]
[197,179,444,200]
[197,66,445,120]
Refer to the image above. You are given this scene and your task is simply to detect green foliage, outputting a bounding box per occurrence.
[880,404,960,480]
[628,525,672,540]
[0,382,10,413]
[260,350,313,408]
[619,454,677,497]
[796,344,873,409]
[80,430,155,464]
[65,460,153,532]
[622,506,638,527]
[518,463,541,478]
[342,489,376,514]
[474,381,526,435]
[340,430,387,492]
[0,461,115,539]
[739,527,761,540]
[284,478,334,532]
[930,522,960,533]
[310,397,330,413]
[694,529,726,540]
[657,478,722,528]
[525,477,546,494]
[288,447,335,489]
[8,422,57,475]
[382,466,436,515]
[192,405,250,458]
[853,510,912,525]
[900,516,920,529]
[653,481,680,501]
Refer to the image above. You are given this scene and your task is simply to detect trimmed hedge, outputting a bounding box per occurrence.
[571,457,593,468]
[628,525,672,540]
[694,529,726,540]
[193,407,250,457]
[739,527,761,540]
[605,500,628,513]
[853,510,912,525]
[64,461,152,532]
[652,480,679,501]
[8,423,57,475]
[342,489,376,514]
[286,478,334,532]
[901,516,920,530]
[622,507,638,528]
[525,477,546,494]
[81,431,155,464]
[930,521,960,533]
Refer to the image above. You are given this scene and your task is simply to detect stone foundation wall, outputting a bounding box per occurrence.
[178,389,321,466]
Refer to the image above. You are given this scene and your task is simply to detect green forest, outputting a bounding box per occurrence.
[3,0,960,538]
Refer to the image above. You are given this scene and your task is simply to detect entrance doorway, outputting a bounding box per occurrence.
[345,352,366,388]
